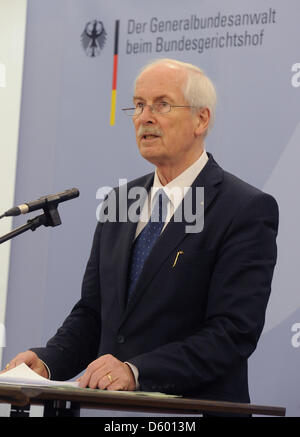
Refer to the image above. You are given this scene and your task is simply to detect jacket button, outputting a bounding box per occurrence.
[117,334,125,344]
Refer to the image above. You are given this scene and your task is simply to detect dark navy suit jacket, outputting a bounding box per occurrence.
[32,154,279,405]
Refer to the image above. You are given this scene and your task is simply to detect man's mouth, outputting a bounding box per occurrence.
[141,134,160,140]
[137,126,163,141]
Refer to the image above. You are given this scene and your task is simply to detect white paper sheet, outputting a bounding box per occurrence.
[0,363,79,387]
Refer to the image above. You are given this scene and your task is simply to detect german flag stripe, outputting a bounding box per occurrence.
[110,20,120,126]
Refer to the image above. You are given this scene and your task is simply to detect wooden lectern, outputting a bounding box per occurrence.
[0,383,286,417]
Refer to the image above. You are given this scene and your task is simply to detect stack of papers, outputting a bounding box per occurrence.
[0,363,79,387]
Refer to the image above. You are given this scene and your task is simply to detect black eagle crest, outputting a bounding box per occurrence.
[81,20,107,57]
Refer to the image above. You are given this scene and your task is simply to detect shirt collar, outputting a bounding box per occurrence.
[151,150,208,209]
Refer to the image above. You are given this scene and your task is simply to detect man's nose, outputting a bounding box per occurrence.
[138,105,156,123]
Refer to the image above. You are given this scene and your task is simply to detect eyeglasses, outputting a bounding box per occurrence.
[122,102,197,117]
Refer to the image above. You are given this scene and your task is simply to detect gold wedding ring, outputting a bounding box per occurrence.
[5,363,10,369]
[107,373,112,383]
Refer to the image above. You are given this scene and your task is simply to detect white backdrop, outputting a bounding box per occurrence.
[0,0,27,365]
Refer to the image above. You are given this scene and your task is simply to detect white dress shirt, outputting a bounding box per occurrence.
[135,150,208,239]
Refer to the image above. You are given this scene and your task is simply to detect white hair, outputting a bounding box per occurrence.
[135,58,217,134]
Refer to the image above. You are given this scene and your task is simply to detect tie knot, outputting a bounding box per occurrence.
[150,189,169,223]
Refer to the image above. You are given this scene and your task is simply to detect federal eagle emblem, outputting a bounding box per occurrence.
[81,20,107,57]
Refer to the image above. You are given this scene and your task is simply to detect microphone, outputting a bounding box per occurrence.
[0,188,80,218]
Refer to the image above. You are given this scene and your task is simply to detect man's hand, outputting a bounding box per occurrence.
[77,354,136,391]
[1,350,49,378]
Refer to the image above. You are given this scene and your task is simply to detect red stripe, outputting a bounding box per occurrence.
[112,54,118,90]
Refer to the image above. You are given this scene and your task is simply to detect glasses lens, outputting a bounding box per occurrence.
[134,106,143,116]
[153,102,170,113]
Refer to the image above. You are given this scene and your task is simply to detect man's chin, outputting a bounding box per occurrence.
[139,147,165,166]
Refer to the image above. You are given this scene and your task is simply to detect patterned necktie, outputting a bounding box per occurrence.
[127,189,169,302]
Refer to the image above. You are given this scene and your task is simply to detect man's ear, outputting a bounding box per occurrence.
[195,108,210,137]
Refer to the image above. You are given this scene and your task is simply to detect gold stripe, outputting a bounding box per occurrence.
[110,89,117,126]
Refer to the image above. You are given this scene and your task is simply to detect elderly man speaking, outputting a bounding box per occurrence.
[5,59,278,413]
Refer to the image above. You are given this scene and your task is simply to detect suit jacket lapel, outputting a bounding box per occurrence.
[120,154,223,324]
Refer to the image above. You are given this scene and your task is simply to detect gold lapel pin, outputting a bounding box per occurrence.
[172,251,184,268]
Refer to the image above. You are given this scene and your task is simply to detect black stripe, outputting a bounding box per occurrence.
[114,20,120,55]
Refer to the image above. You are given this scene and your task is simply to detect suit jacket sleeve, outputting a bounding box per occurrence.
[31,223,103,381]
[129,192,279,395]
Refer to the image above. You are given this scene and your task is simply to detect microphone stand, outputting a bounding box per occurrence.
[0,202,62,245]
